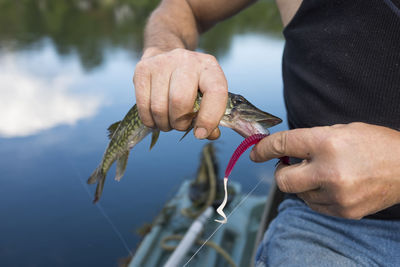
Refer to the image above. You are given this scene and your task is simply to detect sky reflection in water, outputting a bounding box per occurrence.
[0,3,286,266]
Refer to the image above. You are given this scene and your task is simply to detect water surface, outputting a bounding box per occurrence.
[0,1,287,266]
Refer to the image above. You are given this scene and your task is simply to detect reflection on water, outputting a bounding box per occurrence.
[0,1,285,266]
[0,46,102,137]
[0,0,281,70]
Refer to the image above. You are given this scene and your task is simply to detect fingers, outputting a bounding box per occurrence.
[250,128,318,162]
[275,160,320,193]
[168,68,198,131]
[134,49,227,138]
[207,127,221,140]
[196,57,228,139]
[150,71,172,131]
[134,62,153,127]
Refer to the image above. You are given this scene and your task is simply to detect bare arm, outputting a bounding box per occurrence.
[134,0,256,139]
[144,0,256,52]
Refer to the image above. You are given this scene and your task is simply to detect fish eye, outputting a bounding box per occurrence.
[234,95,245,105]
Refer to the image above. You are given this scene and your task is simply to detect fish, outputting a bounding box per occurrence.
[87,92,282,202]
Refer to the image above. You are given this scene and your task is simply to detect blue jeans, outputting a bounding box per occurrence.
[255,196,400,267]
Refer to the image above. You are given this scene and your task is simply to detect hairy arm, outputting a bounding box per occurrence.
[144,0,256,52]
[134,0,256,139]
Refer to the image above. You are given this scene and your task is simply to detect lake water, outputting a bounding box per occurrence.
[0,1,287,266]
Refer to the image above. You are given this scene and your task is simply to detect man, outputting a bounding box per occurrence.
[133,0,400,265]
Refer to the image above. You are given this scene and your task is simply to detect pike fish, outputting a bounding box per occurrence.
[88,92,282,202]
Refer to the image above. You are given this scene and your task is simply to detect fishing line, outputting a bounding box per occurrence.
[183,174,268,267]
[67,159,133,257]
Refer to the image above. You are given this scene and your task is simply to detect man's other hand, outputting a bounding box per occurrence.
[250,122,400,219]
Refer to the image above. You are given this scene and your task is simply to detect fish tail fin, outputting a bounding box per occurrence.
[93,177,106,203]
[87,166,106,203]
[87,165,104,184]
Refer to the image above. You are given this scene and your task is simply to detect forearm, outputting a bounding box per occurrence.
[144,0,199,55]
[143,0,257,55]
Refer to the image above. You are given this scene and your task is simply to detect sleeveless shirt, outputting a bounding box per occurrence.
[282,0,400,219]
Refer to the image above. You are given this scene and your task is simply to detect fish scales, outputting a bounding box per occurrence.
[88,93,282,202]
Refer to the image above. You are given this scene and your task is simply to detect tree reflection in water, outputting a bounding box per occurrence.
[0,0,282,71]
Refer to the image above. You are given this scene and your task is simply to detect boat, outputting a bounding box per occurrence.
[126,143,275,267]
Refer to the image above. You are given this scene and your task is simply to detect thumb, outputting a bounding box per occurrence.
[250,128,315,162]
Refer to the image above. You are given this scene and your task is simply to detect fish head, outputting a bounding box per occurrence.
[220,92,282,138]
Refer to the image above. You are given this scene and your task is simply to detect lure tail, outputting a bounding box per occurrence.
[215,177,228,224]
[215,133,268,224]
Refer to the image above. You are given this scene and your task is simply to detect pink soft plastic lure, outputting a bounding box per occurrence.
[215,134,289,224]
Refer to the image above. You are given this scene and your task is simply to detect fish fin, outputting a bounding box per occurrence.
[114,151,129,182]
[177,111,198,142]
[87,165,104,184]
[87,166,106,203]
[107,121,121,139]
[150,130,160,150]
[179,125,194,141]
[93,176,105,203]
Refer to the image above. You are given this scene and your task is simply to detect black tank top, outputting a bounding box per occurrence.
[283,0,400,219]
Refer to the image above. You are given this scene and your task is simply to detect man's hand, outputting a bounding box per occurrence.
[133,47,227,139]
[133,0,258,139]
[250,122,400,219]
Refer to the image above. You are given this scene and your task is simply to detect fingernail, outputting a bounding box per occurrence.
[195,127,208,139]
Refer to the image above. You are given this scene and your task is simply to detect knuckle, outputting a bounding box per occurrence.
[276,173,292,193]
[200,54,219,67]
[205,54,217,63]
[197,114,218,130]
[171,47,185,54]
[271,132,287,155]
[135,60,148,73]
[135,60,145,69]
[322,135,342,154]
[152,56,163,67]
[133,64,150,86]
[171,48,192,61]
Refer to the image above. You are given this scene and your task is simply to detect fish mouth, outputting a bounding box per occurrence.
[256,117,282,129]
[220,116,282,138]
[231,119,270,138]
[220,104,282,138]
[231,111,282,138]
